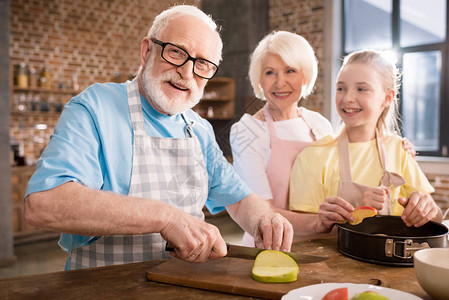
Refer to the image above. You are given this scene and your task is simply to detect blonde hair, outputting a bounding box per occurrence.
[339,49,402,135]
[248,31,318,100]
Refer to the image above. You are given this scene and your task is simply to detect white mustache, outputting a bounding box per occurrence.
[159,71,195,91]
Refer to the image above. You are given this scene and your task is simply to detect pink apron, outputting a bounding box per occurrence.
[241,104,315,246]
[338,130,406,215]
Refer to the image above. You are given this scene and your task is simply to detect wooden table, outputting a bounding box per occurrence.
[0,237,430,299]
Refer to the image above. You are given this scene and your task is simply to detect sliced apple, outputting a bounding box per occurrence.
[351,291,390,300]
[251,250,299,283]
[349,206,377,225]
[322,287,348,300]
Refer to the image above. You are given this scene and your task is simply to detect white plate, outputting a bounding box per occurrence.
[281,283,423,300]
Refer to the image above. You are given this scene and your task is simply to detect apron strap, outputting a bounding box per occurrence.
[127,78,146,136]
[263,104,279,144]
[338,130,353,182]
[298,107,316,141]
[376,129,387,172]
[377,131,406,188]
[127,78,194,138]
[263,104,315,143]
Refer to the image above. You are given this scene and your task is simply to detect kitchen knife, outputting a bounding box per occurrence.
[165,242,328,264]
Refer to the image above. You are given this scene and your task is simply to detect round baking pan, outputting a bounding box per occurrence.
[337,215,448,267]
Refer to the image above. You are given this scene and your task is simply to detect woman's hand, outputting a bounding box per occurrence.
[398,191,441,227]
[317,197,355,231]
[402,137,416,158]
[362,187,389,211]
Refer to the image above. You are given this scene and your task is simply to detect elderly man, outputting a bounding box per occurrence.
[24,5,293,270]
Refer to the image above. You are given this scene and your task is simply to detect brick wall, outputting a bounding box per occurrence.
[9,0,200,163]
[427,174,449,213]
[268,0,325,113]
[10,0,200,89]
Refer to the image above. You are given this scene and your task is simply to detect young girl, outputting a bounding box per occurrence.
[289,50,443,231]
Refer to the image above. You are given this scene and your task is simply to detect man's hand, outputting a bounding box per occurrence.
[253,212,293,252]
[226,193,293,252]
[318,196,355,230]
[362,187,389,211]
[160,209,227,262]
[398,191,442,227]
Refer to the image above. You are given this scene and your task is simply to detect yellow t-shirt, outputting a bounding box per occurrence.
[289,134,434,215]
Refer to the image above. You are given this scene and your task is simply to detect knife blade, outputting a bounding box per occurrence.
[165,242,328,264]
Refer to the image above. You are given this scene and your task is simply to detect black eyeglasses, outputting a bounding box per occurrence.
[151,38,219,80]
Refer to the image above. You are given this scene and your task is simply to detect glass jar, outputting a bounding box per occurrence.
[54,95,63,112]
[17,63,29,88]
[47,94,55,112]
[29,67,38,88]
[40,92,49,112]
[31,94,40,111]
[39,66,52,89]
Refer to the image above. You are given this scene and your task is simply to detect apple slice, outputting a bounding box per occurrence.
[349,206,377,225]
[351,291,390,300]
[322,287,348,300]
[251,250,299,283]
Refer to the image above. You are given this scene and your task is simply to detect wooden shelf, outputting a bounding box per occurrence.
[10,64,77,243]
[11,111,62,117]
[202,97,233,102]
[10,85,76,117]
[12,86,78,94]
[194,77,235,120]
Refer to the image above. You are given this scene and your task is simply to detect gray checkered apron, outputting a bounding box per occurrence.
[69,78,208,269]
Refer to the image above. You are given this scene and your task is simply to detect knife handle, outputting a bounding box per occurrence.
[165,242,231,252]
[165,242,174,252]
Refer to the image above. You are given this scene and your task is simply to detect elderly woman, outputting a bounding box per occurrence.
[230,31,334,246]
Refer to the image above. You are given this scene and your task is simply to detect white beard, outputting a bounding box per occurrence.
[141,57,204,115]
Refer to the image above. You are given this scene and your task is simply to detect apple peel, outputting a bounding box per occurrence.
[349,206,377,225]
[322,287,348,300]
[351,291,390,300]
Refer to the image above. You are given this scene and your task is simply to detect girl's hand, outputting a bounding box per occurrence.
[402,137,416,158]
[318,197,355,231]
[362,187,389,211]
[398,191,439,227]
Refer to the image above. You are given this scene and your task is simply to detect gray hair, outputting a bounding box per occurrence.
[136,5,223,76]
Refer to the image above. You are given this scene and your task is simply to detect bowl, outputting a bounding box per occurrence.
[414,248,449,300]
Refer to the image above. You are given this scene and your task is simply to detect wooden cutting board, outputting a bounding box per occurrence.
[146,256,360,299]
[146,238,429,300]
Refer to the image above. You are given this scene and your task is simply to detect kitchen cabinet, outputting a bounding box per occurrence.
[10,76,76,243]
[10,86,77,166]
[193,77,235,120]
[11,166,59,244]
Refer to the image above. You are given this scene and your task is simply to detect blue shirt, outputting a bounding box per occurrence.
[25,81,251,252]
